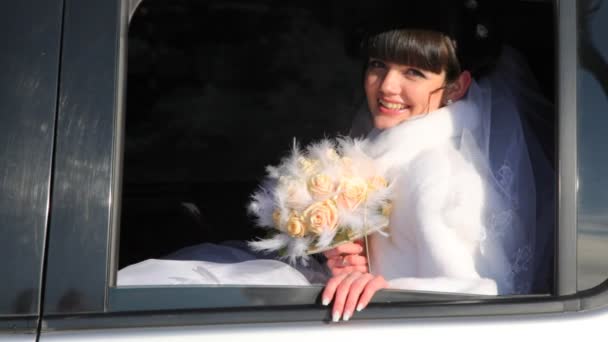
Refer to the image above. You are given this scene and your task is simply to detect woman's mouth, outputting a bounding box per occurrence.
[378,99,408,114]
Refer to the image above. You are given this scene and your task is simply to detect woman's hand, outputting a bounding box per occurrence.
[322,271,388,322]
[323,240,368,276]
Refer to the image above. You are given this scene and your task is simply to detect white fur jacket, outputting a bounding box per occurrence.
[364,84,513,296]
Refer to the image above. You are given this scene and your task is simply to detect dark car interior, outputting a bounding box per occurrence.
[119,0,556,292]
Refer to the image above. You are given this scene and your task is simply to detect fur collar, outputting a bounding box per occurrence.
[364,82,482,168]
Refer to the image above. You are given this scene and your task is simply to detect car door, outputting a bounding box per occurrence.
[38,0,608,341]
[0,0,63,341]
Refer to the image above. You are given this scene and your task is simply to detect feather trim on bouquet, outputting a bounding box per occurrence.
[248,138,394,263]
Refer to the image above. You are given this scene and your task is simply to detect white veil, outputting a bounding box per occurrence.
[477,46,555,294]
[350,45,554,294]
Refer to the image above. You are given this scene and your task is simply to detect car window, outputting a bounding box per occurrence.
[577,0,608,292]
[114,0,557,309]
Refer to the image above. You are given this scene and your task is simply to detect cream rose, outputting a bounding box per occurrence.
[308,173,335,200]
[368,176,388,191]
[337,177,368,211]
[298,157,319,175]
[286,213,306,237]
[303,199,339,235]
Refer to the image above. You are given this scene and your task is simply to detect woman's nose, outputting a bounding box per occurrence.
[379,70,401,95]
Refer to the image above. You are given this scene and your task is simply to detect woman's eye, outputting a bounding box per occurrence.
[405,68,426,78]
[368,60,385,69]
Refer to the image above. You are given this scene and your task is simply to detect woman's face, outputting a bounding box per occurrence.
[364,58,448,129]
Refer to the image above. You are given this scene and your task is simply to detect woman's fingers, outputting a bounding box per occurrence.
[322,273,348,306]
[336,242,364,255]
[342,273,374,320]
[322,274,388,322]
[332,266,368,276]
[330,272,361,322]
[325,256,342,269]
[327,254,366,268]
[344,254,367,266]
[354,265,368,273]
[327,255,368,276]
[354,275,388,312]
[353,239,367,256]
[324,243,363,258]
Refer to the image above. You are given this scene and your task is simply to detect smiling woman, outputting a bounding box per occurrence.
[364,57,456,129]
[362,28,464,129]
[319,11,559,318]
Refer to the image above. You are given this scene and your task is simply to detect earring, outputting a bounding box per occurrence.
[446,99,454,105]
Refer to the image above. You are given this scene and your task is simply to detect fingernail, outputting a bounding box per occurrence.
[343,311,351,321]
[332,311,340,322]
[322,298,330,306]
[356,304,364,312]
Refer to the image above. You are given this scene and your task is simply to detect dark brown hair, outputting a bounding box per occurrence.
[365,29,462,84]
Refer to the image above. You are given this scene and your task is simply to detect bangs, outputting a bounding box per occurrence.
[366,29,458,77]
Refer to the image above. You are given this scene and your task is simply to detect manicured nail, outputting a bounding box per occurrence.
[356,304,364,312]
[332,311,340,322]
[322,298,330,306]
[343,311,351,321]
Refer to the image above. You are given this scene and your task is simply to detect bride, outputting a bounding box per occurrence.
[320,5,555,320]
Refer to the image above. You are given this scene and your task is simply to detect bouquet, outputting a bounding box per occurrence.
[247,138,394,263]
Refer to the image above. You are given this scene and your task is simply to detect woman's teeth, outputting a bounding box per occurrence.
[379,99,406,110]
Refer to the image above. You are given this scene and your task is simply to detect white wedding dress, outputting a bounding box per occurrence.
[118,241,329,286]
[364,81,515,295]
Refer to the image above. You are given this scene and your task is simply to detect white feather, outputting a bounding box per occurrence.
[316,229,337,249]
[287,237,312,265]
[248,188,276,228]
[248,233,290,253]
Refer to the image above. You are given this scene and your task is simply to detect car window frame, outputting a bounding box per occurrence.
[576,0,608,292]
[41,0,608,331]
[42,0,126,316]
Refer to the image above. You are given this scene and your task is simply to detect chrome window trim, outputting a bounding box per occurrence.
[107,286,498,312]
[556,0,578,296]
[575,0,608,292]
[107,0,129,295]
[128,0,144,22]
[50,293,568,330]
